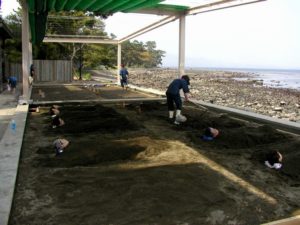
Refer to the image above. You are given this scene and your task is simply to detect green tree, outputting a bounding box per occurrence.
[4,9,165,69]
[121,40,165,68]
[145,41,165,67]
[4,7,22,63]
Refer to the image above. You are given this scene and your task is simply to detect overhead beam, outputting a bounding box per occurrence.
[100,0,131,14]
[188,0,267,15]
[123,0,163,13]
[47,0,56,11]
[119,15,179,43]
[55,0,68,11]
[64,0,82,10]
[90,0,114,11]
[110,0,131,13]
[76,0,98,10]
[134,8,182,16]
[114,0,147,12]
[43,36,118,44]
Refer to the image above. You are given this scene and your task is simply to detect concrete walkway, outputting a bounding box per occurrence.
[0,87,28,225]
[0,90,19,141]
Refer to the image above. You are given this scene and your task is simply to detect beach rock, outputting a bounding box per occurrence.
[280,101,286,106]
[128,68,300,124]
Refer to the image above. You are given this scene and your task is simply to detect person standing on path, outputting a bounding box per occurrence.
[8,75,17,94]
[119,64,129,90]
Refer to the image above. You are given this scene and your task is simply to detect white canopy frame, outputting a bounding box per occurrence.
[20,0,266,99]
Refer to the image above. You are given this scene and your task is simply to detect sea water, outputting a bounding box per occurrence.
[228,68,300,91]
[177,67,300,91]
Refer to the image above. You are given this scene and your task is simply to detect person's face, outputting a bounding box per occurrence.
[210,128,219,138]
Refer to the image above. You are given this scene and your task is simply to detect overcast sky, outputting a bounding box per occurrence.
[2,0,300,70]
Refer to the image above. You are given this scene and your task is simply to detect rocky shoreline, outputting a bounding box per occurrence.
[128,68,300,123]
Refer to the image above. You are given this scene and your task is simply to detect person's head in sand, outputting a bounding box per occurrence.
[29,106,40,113]
[50,105,60,116]
[264,150,283,169]
[53,138,70,156]
[52,115,65,128]
[202,127,220,141]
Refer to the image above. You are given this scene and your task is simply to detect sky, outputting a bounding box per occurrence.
[1,0,300,70]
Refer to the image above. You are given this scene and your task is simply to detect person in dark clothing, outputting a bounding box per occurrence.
[29,64,35,85]
[119,64,129,90]
[166,75,190,124]
[8,76,17,93]
[30,64,35,77]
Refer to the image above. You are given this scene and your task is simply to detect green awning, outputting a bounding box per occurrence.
[27,0,189,45]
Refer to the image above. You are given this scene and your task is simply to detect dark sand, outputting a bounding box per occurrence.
[9,99,300,224]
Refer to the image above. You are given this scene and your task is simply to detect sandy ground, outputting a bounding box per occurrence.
[9,85,300,225]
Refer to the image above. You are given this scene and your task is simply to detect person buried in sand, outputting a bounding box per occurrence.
[29,106,40,113]
[166,75,191,125]
[53,138,70,156]
[50,105,60,116]
[264,150,283,169]
[52,115,65,128]
[202,127,220,141]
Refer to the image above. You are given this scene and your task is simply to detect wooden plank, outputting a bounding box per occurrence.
[32,97,166,105]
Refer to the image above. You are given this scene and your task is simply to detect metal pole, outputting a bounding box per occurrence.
[178,16,186,78]
[79,44,82,80]
[21,1,30,99]
[117,43,121,84]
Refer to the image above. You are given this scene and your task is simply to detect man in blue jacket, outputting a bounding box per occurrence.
[166,75,190,123]
[119,64,129,90]
[8,76,17,93]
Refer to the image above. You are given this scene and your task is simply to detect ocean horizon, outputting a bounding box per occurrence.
[184,67,300,91]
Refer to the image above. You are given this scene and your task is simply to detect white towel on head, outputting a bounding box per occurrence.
[265,161,282,169]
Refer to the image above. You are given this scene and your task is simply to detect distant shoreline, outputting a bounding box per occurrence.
[183,67,300,91]
[128,68,300,123]
[164,67,300,73]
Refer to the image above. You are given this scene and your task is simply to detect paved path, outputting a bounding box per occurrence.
[0,90,19,141]
[0,86,26,225]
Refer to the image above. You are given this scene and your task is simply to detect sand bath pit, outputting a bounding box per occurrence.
[9,86,300,225]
